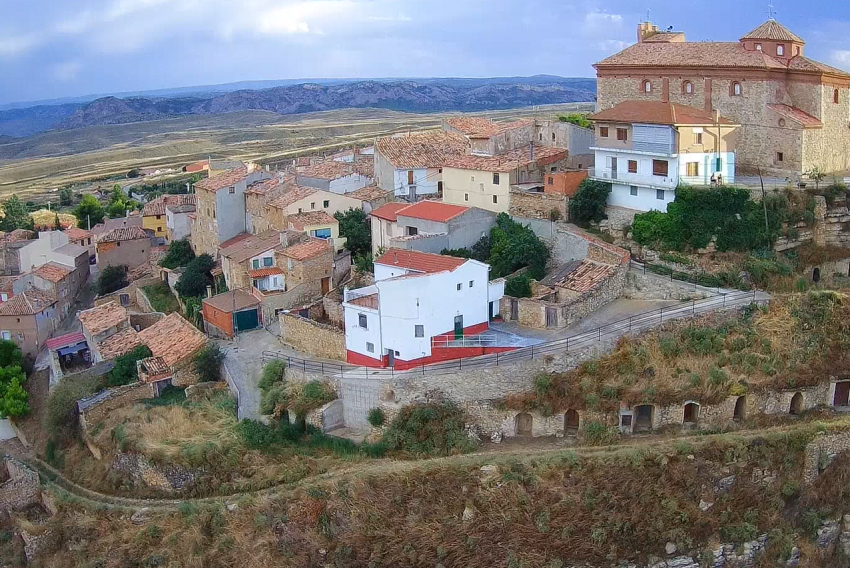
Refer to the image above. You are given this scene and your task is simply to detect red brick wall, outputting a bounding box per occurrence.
[543,171,587,197]
[202,303,233,337]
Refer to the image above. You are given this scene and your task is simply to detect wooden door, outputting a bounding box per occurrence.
[510,298,518,320]
[546,307,558,328]
[564,409,579,434]
[834,382,850,406]
[516,413,532,436]
[609,157,618,180]
[321,277,330,295]
[407,170,414,185]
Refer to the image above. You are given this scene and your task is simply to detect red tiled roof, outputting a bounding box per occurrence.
[375,249,466,274]
[0,290,56,316]
[98,328,142,360]
[194,167,248,192]
[446,117,533,138]
[219,230,281,264]
[348,293,379,309]
[287,211,336,230]
[560,260,616,293]
[768,104,823,128]
[395,201,468,223]
[297,161,353,181]
[184,160,209,173]
[352,158,374,178]
[219,232,253,249]
[248,267,284,278]
[443,145,568,171]
[741,20,804,43]
[643,32,686,43]
[65,227,93,242]
[45,331,86,351]
[6,229,35,242]
[97,226,148,243]
[370,202,412,222]
[347,184,392,202]
[32,262,73,283]
[138,313,206,366]
[79,301,128,336]
[245,177,283,196]
[142,194,196,217]
[596,42,789,70]
[787,56,850,77]
[375,131,469,169]
[268,185,316,210]
[590,101,736,126]
[280,238,331,261]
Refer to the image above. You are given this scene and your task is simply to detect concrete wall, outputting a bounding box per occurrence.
[394,207,496,253]
[18,232,69,273]
[165,210,191,242]
[442,166,510,213]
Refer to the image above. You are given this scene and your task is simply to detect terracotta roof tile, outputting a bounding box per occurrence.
[348,293,379,309]
[0,290,56,316]
[245,177,283,196]
[32,262,73,283]
[395,201,468,223]
[446,117,533,138]
[297,161,354,181]
[558,260,615,293]
[375,131,469,169]
[6,229,35,242]
[768,104,823,128]
[596,42,789,70]
[787,56,850,77]
[142,194,196,217]
[369,202,411,222]
[79,301,128,336]
[97,226,148,243]
[444,145,568,171]
[202,289,261,313]
[248,267,284,278]
[218,232,252,249]
[64,227,93,242]
[98,328,142,360]
[352,158,374,178]
[347,184,393,202]
[219,230,281,264]
[741,20,804,43]
[138,313,206,366]
[643,32,686,43]
[184,160,209,173]
[194,167,248,192]
[280,238,332,261]
[287,211,336,230]
[138,356,172,382]
[375,249,466,274]
[590,101,735,126]
[268,185,317,210]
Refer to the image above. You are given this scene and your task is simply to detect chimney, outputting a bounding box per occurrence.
[279,231,289,248]
[637,21,658,43]
[206,285,213,298]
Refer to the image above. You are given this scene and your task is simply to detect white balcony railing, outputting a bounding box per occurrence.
[588,167,677,189]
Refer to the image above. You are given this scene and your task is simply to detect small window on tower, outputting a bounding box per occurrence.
[835,89,840,104]
[642,80,652,93]
[683,81,693,94]
[776,44,785,56]
[776,152,784,163]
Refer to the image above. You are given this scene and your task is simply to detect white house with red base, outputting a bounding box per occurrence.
[342,249,508,369]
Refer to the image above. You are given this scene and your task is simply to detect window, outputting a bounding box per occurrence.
[252,259,260,269]
[406,226,418,236]
[229,186,235,194]
[157,227,162,232]
[550,166,557,172]
[492,195,498,204]
[695,132,703,145]
[298,207,303,213]
[311,228,332,239]
[263,257,273,267]
[117,242,121,247]
[469,280,474,288]
[630,186,638,196]
[287,259,293,270]
[778,118,786,127]
[686,162,699,177]
[470,176,475,182]
[464,193,469,202]
[835,89,840,104]
[0,332,8,341]
[627,160,638,173]
[456,283,462,291]
[311,202,316,209]
[683,81,693,94]
[731,82,742,96]
[755,43,762,51]
[366,342,374,353]
[652,160,669,177]
[414,325,424,338]
[616,128,628,141]
[776,44,784,56]
[358,314,368,328]
[385,223,392,236]
[539,133,543,141]
[547,177,553,185]
[795,46,800,55]
[323,200,330,208]
[156,215,161,220]
[776,152,784,163]
[493,173,500,185]
[551,132,556,141]
[0,294,6,302]
[642,80,652,93]
[656,189,665,200]
[599,127,609,138]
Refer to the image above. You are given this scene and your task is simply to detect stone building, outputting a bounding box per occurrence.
[0,290,58,358]
[95,226,150,270]
[595,18,850,176]
[142,194,196,242]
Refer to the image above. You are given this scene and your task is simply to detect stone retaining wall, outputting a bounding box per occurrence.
[508,190,568,221]
[279,313,346,361]
[624,271,715,301]
[78,382,154,431]
[805,430,850,484]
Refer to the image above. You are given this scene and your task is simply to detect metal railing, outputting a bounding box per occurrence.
[263,289,767,380]
[431,332,519,349]
[587,167,676,189]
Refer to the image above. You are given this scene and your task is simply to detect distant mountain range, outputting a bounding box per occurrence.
[0,76,596,138]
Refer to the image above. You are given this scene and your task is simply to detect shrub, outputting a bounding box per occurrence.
[97,265,129,295]
[569,179,611,226]
[107,345,153,386]
[160,238,195,269]
[558,113,591,128]
[489,213,549,279]
[45,374,101,436]
[381,402,476,456]
[175,254,215,298]
[581,421,619,446]
[549,208,563,222]
[259,360,286,391]
[193,343,225,383]
[260,385,287,415]
[367,408,386,427]
[334,208,371,257]
[505,274,532,298]
[289,380,335,416]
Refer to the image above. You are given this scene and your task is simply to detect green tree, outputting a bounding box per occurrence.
[569,179,612,227]
[193,343,224,383]
[1,195,32,232]
[1,376,28,418]
[353,253,374,274]
[488,213,549,279]
[505,274,533,298]
[558,113,592,128]
[73,195,105,229]
[127,168,140,178]
[334,208,371,257]
[0,340,23,368]
[107,200,128,219]
[97,265,129,295]
[107,345,153,386]
[59,188,73,207]
[160,238,195,269]
[175,254,215,298]
[183,296,203,329]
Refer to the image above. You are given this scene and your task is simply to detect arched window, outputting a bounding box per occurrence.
[731,82,743,96]
[683,81,694,94]
[776,44,785,56]
[795,46,800,56]
[835,89,841,104]
[642,80,652,93]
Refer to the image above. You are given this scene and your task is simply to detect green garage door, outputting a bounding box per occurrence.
[234,308,259,333]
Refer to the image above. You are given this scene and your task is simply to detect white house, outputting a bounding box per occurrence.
[373,131,469,200]
[588,101,739,212]
[295,161,372,195]
[342,249,505,369]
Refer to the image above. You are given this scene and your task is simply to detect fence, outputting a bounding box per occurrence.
[263,289,767,380]
[630,259,745,293]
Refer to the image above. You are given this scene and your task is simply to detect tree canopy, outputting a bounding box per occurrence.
[1,195,33,232]
[175,254,215,298]
[59,188,73,207]
[160,238,195,269]
[488,213,549,279]
[97,265,129,295]
[569,179,611,227]
[73,195,105,229]
[334,208,371,258]
[0,340,27,418]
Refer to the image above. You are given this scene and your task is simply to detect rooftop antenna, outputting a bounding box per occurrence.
[645,8,651,22]
[767,1,776,20]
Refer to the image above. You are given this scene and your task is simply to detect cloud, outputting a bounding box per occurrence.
[584,11,623,27]
[597,39,630,52]
[52,60,82,81]
[0,34,41,57]
[833,50,850,68]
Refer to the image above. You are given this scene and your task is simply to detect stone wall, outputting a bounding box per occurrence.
[279,313,346,361]
[129,312,165,330]
[508,190,568,221]
[305,399,344,432]
[0,457,41,512]
[624,270,715,301]
[95,276,160,312]
[804,430,850,484]
[322,294,345,327]
[78,382,154,431]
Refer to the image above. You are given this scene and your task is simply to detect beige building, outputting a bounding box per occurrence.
[263,185,362,235]
[0,290,58,359]
[96,227,150,270]
[595,19,850,176]
[442,146,571,214]
[287,211,346,252]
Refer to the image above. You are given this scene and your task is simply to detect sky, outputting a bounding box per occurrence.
[1,0,849,105]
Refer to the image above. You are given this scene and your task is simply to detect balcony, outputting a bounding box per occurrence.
[633,141,676,155]
[588,167,677,189]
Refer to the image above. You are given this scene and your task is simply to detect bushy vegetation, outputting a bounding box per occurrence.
[0,341,28,418]
[505,292,850,414]
[193,343,225,383]
[558,113,591,128]
[569,179,612,227]
[97,265,129,295]
[160,238,195,269]
[141,281,180,314]
[175,254,215,298]
[72,194,105,229]
[381,402,477,456]
[258,360,287,416]
[45,373,101,436]
[288,380,336,417]
[367,408,385,427]
[107,345,153,387]
[335,207,371,258]
[504,274,533,298]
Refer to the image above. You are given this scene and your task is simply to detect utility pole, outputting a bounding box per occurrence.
[758,167,770,246]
